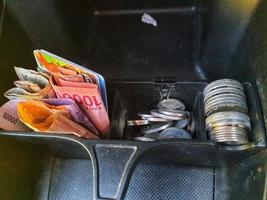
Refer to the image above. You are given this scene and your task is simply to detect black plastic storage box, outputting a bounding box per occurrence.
[0,0,267,200]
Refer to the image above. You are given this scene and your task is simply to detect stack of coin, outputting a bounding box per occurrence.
[127,98,193,141]
[203,79,251,145]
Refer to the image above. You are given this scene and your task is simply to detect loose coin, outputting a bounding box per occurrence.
[157,98,185,110]
[175,118,190,129]
[127,119,149,126]
[159,127,192,139]
[143,116,170,122]
[157,109,190,118]
[151,110,187,120]
[141,121,173,134]
[138,112,154,118]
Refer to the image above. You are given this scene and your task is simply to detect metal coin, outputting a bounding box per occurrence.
[205,104,248,117]
[210,136,248,144]
[157,109,190,118]
[205,101,248,112]
[210,135,248,141]
[204,78,243,89]
[205,101,248,115]
[211,134,248,138]
[209,132,248,139]
[209,128,248,136]
[175,119,190,129]
[139,112,171,122]
[204,87,246,103]
[204,93,246,104]
[157,98,185,110]
[206,119,251,130]
[205,96,247,108]
[211,126,248,133]
[210,135,248,142]
[210,131,248,137]
[141,122,173,134]
[138,112,154,118]
[204,79,244,96]
[205,111,251,129]
[205,79,244,90]
[205,97,247,108]
[151,110,186,120]
[159,127,192,139]
[127,119,149,126]
[143,116,170,122]
[205,103,248,115]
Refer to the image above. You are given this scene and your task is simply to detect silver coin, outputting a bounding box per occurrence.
[212,134,248,140]
[204,79,244,96]
[157,109,190,118]
[175,119,190,129]
[138,112,154,118]
[210,131,248,137]
[205,96,247,108]
[204,85,245,99]
[159,127,192,139]
[127,119,149,126]
[141,122,173,134]
[210,126,248,133]
[209,128,248,137]
[204,93,246,104]
[206,119,251,130]
[151,110,185,121]
[204,90,246,104]
[210,136,248,141]
[134,137,155,142]
[204,78,243,89]
[209,130,248,137]
[210,135,248,142]
[157,98,185,110]
[143,116,171,122]
[205,97,247,108]
[138,112,171,122]
[206,111,251,129]
[204,79,244,91]
[204,87,246,103]
[205,102,248,115]
[205,95,247,108]
[210,134,248,140]
[206,118,251,130]
[210,127,247,134]
[210,136,248,144]
[205,104,248,116]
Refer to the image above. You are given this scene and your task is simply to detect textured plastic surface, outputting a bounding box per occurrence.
[49,159,93,200]
[45,158,214,200]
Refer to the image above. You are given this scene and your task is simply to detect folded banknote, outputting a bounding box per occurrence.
[17,100,99,139]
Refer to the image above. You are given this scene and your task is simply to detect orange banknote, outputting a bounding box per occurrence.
[17,100,99,139]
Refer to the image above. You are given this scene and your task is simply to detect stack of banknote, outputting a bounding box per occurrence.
[0,49,110,139]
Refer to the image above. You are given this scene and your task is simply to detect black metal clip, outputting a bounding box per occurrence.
[154,77,177,100]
